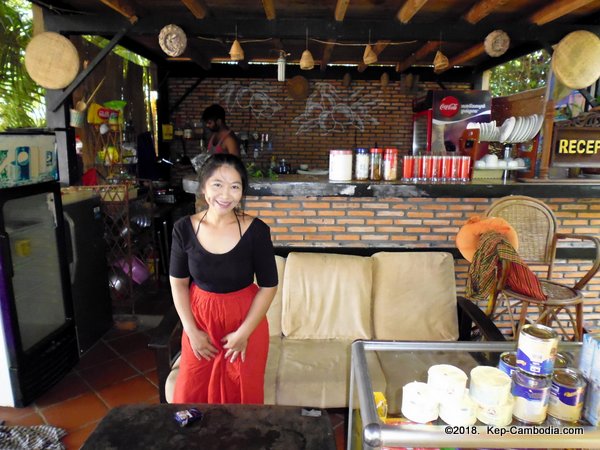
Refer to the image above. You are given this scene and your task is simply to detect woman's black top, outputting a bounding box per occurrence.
[169,215,278,293]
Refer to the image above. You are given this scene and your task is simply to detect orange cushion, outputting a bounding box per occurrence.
[456,216,519,262]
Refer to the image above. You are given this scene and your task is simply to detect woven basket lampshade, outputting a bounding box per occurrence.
[300,49,315,70]
[158,24,187,57]
[25,32,79,90]
[286,75,310,100]
[363,44,378,65]
[552,30,600,90]
[433,50,449,74]
[484,30,510,57]
[229,39,244,61]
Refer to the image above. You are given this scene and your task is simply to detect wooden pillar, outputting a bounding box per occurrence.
[538,99,555,179]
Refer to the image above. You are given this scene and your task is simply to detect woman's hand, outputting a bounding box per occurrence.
[187,327,218,360]
[222,330,249,363]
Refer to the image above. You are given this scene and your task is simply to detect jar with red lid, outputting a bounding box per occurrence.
[369,148,383,181]
[383,148,398,181]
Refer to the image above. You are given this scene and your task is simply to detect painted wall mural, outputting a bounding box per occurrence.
[293,83,382,135]
[216,82,283,119]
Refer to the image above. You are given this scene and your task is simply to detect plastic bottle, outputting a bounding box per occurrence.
[369,148,383,181]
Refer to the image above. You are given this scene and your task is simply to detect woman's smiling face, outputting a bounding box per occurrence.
[202,165,243,214]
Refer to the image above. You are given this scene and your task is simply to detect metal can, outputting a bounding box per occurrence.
[548,368,586,422]
[554,352,572,369]
[512,369,551,424]
[516,324,558,376]
[498,351,518,378]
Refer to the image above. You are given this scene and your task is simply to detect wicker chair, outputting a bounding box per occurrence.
[484,195,600,341]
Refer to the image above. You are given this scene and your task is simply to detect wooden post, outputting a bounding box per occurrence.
[538,99,555,179]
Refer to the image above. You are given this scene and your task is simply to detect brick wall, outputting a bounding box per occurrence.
[244,195,600,336]
[168,77,470,183]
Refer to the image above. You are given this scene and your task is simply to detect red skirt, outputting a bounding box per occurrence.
[173,283,269,404]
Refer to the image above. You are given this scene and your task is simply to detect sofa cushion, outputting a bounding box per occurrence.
[372,252,458,341]
[265,255,286,337]
[165,336,282,404]
[276,339,386,408]
[281,252,372,339]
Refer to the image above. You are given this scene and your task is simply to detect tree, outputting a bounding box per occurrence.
[0,0,46,130]
[488,50,551,97]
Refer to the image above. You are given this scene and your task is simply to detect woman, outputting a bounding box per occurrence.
[169,153,278,404]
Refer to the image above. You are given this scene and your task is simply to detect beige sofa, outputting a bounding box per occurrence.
[149,251,502,407]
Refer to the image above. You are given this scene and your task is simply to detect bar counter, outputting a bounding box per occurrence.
[182,174,600,198]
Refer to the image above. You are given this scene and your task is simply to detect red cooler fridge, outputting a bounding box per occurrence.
[413,90,491,155]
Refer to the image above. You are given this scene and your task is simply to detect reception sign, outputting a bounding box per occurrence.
[552,127,600,167]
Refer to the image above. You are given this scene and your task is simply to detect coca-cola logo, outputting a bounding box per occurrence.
[439,96,460,118]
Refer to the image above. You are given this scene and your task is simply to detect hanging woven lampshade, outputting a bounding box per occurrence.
[433,50,449,74]
[363,44,378,65]
[229,39,244,61]
[300,49,315,70]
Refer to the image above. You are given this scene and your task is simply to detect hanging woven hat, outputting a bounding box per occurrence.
[25,32,79,90]
[286,75,309,100]
[552,30,600,89]
[484,30,510,57]
[158,24,187,57]
[433,50,449,74]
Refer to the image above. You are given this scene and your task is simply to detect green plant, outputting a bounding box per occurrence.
[0,0,46,130]
[245,162,278,180]
[489,50,551,97]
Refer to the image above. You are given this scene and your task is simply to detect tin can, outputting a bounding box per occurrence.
[498,351,518,378]
[516,324,558,376]
[512,370,551,424]
[548,368,586,422]
[554,352,571,369]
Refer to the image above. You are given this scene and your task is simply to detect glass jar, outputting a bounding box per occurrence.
[369,148,383,181]
[383,147,398,181]
[329,150,353,181]
[355,148,369,180]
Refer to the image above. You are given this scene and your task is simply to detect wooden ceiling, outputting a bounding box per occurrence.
[36,0,600,77]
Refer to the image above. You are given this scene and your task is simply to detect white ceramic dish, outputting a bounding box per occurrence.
[297,169,329,176]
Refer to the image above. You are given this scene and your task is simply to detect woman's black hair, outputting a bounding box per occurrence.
[196,154,249,211]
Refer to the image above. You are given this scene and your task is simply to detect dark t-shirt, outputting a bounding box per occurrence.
[169,215,278,293]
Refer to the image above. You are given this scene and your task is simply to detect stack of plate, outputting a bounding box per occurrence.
[466,120,499,141]
[498,114,544,143]
[466,114,544,144]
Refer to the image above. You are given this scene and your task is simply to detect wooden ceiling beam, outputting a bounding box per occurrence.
[45,15,600,43]
[262,0,276,20]
[334,0,350,21]
[438,42,485,73]
[464,0,510,24]
[320,39,336,71]
[395,40,440,72]
[100,0,138,22]
[529,0,596,25]
[357,40,390,72]
[397,0,429,24]
[181,0,209,19]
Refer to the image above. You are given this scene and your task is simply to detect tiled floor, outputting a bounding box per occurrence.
[0,322,347,449]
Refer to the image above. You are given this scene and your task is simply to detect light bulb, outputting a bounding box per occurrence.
[277,52,286,82]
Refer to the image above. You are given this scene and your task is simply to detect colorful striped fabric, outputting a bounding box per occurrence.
[466,231,547,302]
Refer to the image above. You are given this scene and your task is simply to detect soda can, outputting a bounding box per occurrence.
[516,324,558,376]
[512,369,551,424]
[548,368,586,422]
[498,351,518,378]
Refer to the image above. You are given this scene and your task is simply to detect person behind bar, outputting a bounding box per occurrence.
[202,104,240,156]
[169,154,278,404]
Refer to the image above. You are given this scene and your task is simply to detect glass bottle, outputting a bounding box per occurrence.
[355,148,369,181]
[369,148,383,181]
